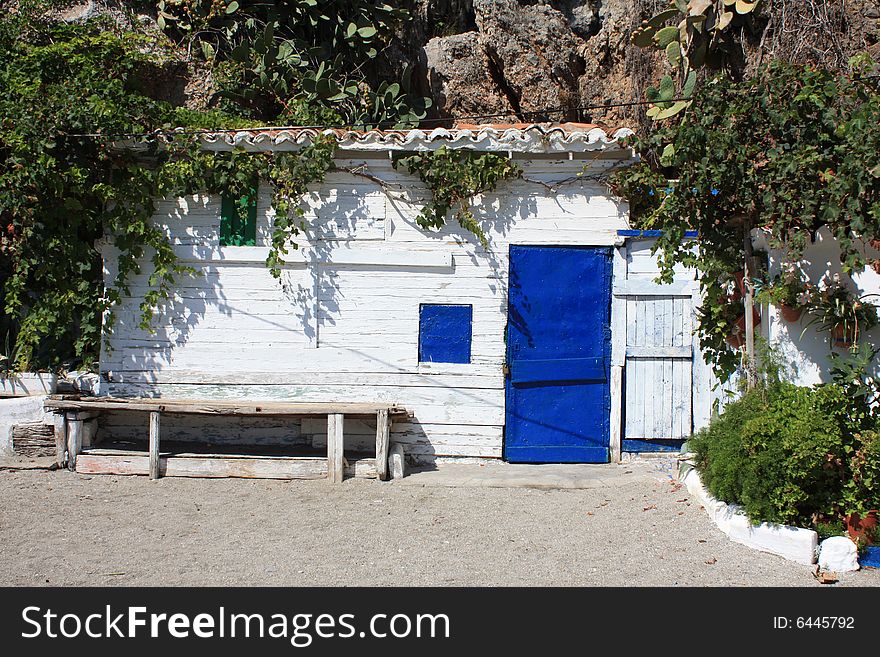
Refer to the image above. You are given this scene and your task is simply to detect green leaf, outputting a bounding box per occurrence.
[716,10,734,30]
[666,40,682,67]
[655,25,681,48]
[682,70,697,97]
[226,1,239,14]
[687,37,708,68]
[652,100,690,120]
[659,75,676,101]
[357,26,378,38]
[647,8,681,28]
[632,27,656,48]
[689,0,713,15]
[231,42,251,63]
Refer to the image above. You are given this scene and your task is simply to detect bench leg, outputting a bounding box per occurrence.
[149,410,161,480]
[376,409,390,481]
[53,414,67,468]
[66,413,83,472]
[327,413,344,484]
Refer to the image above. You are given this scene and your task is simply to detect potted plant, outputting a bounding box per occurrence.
[753,264,811,322]
[717,297,760,349]
[842,430,880,546]
[802,275,879,349]
[710,292,747,349]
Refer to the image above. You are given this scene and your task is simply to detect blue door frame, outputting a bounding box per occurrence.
[503,246,612,463]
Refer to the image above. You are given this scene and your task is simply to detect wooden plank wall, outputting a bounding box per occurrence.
[100,155,630,460]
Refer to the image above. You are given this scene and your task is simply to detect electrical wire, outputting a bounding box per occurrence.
[60,96,698,140]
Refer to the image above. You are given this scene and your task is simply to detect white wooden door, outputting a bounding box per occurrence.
[612,239,708,445]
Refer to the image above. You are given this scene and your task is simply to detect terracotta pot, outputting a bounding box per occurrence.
[832,324,857,348]
[844,510,879,546]
[725,332,744,349]
[732,270,745,299]
[778,303,803,322]
[735,307,762,333]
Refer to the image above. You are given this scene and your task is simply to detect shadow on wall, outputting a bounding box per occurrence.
[765,227,880,386]
[103,162,620,456]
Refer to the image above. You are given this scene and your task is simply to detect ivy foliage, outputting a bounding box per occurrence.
[393,148,522,247]
[611,59,880,382]
[0,5,339,372]
[0,2,493,374]
[0,9,197,372]
[156,0,431,127]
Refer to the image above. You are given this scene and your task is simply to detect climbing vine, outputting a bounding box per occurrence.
[393,148,522,247]
[0,4,347,372]
[0,2,513,374]
[611,57,880,382]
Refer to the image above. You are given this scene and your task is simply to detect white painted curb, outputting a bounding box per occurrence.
[0,373,57,396]
[681,466,818,565]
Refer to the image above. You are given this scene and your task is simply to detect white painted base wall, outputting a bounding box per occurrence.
[0,396,53,456]
[0,373,57,397]
[682,466,818,565]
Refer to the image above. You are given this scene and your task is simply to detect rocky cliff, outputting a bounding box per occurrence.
[16,0,880,129]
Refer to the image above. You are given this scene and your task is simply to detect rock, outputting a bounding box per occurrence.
[420,0,642,124]
[422,32,517,120]
[57,1,96,23]
[552,0,601,39]
[473,0,586,120]
[66,371,100,395]
[389,443,407,479]
[866,7,880,19]
[818,536,860,572]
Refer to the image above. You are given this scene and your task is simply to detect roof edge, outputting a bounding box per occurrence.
[190,123,635,155]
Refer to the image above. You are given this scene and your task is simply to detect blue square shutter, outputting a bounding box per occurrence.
[418,304,473,364]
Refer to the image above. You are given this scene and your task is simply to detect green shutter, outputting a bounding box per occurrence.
[219,186,257,246]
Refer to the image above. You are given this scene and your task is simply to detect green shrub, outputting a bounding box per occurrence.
[690,381,879,527]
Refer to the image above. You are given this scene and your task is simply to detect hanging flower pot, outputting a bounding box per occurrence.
[735,307,761,333]
[731,270,745,300]
[832,324,857,348]
[725,332,744,349]
[844,510,879,546]
[777,303,803,322]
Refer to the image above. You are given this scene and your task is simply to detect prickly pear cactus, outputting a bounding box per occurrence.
[632,0,761,120]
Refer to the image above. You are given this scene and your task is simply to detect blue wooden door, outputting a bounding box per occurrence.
[504,246,612,463]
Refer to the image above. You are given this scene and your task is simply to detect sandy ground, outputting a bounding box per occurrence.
[1,462,879,587]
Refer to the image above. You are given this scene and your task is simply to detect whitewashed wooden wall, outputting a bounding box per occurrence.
[99,153,633,459]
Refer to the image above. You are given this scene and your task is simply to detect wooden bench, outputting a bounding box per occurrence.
[44,397,408,483]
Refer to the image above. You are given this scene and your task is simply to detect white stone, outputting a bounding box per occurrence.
[818,536,860,572]
[389,444,406,480]
[67,371,100,395]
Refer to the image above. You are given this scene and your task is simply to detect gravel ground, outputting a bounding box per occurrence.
[1,464,878,587]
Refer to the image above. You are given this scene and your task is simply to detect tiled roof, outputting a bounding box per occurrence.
[193,122,634,154]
